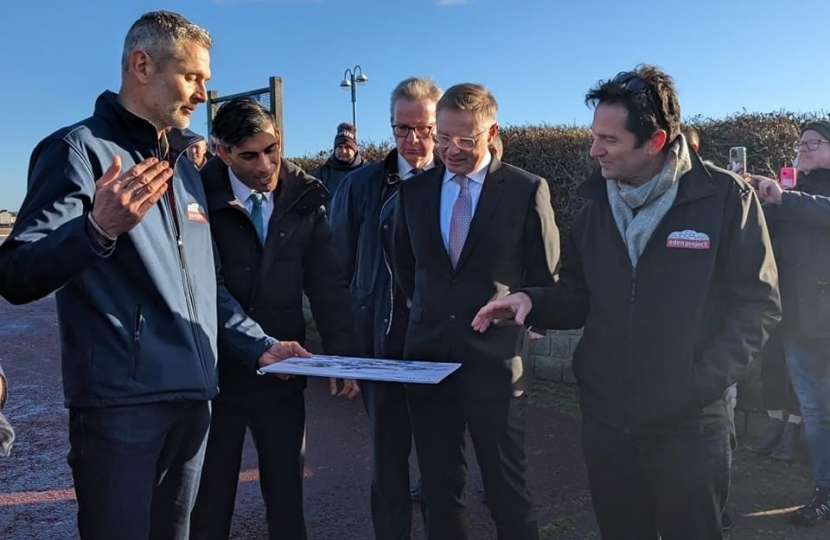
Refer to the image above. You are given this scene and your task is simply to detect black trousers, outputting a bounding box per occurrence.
[362,380,415,540]
[407,389,538,540]
[68,401,210,540]
[581,413,731,540]
[190,388,306,540]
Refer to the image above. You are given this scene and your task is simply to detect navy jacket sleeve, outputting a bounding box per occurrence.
[0,138,114,304]
[329,173,360,285]
[775,189,830,228]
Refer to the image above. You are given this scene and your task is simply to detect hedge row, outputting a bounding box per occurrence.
[289,111,826,242]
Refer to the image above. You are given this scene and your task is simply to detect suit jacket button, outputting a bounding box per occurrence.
[449,314,456,322]
[279,232,286,237]
[382,224,389,230]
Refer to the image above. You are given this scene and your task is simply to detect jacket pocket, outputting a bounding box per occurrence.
[130,304,143,380]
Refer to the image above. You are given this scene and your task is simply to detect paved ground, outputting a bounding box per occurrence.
[0,297,827,539]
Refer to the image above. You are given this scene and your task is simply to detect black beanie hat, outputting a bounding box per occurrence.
[334,122,358,153]
[801,120,830,143]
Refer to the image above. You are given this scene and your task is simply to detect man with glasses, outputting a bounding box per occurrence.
[750,120,830,527]
[392,83,560,540]
[330,76,442,540]
[473,65,780,539]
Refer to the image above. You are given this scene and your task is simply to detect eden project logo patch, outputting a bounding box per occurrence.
[666,230,710,250]
[187,203,208,223]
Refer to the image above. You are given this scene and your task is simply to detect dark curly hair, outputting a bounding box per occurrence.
[585,64,681,150]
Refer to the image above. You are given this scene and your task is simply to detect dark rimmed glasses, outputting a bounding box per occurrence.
[793,139,830,152]
[392,124,435,139]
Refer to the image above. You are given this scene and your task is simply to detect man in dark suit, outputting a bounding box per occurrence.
[190,97,358,540]
[393,83,560,540]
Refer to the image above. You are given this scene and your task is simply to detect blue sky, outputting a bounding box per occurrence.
[1,0,828,211]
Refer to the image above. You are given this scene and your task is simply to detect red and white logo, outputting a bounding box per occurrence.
[187,203,208,223]
[666,230,710,250]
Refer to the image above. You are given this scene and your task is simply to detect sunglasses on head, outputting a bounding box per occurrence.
[612,71,665,127]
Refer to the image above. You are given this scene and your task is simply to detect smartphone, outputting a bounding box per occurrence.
[729,147,747,175]
[780,167,798,190]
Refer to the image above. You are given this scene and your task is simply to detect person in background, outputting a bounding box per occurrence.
[312,122,365,207]
[187,138,210,169]
[750,120,830,526]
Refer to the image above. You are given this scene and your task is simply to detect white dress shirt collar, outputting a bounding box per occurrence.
[441,151,492,186]
[397,154,435,179]
[228,167,274,204]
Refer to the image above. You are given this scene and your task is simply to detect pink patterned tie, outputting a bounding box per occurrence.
[449,175,472,267]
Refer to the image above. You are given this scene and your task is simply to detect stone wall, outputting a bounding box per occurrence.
[529,329,582,384]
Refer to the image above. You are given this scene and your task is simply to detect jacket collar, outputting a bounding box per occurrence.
[94,91,201,161]
[203,156,328,218]
[578,142,718,207]
[382,149,403,185]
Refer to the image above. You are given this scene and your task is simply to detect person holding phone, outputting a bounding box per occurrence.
[750,120,830,527]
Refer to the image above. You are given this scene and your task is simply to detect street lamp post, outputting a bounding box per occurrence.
[339,65,369,131]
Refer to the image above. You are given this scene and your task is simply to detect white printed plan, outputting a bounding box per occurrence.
[259,355,462,384]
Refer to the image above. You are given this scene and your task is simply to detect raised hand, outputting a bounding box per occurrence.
[90,155,172,238]
[749,174,783,204]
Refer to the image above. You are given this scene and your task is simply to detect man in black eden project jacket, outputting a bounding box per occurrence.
[473,65,781,540]
[190,97,358,540]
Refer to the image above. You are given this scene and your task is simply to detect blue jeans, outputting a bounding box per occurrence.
[68,401,211,540]
[783,335,830,490]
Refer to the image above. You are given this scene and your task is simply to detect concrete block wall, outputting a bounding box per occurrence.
[529,329,582,383]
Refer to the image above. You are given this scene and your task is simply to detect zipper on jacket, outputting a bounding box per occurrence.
[162,174,211,387]
[131,303,143,379]
[379,191,399,336]
[133,303,143,343]
[629,268,637,303]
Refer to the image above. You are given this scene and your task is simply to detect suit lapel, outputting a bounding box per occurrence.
[424,166,455,274]
[454,159,505,272]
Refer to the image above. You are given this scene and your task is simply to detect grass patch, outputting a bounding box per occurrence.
[529,380,581,418]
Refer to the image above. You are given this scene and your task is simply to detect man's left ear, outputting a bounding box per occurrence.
[649,129,668,154]
[488,123,499,143]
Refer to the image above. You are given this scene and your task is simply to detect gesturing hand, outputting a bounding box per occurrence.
[471,292,534,333]
[90,155,172,238]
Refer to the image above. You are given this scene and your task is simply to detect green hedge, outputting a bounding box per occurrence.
[289,111,825,242]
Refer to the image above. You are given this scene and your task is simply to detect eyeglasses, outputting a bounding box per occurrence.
[432,128,490,151]
[793,139,830,152]
[612,71,665,126]
[392,124,434,139]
